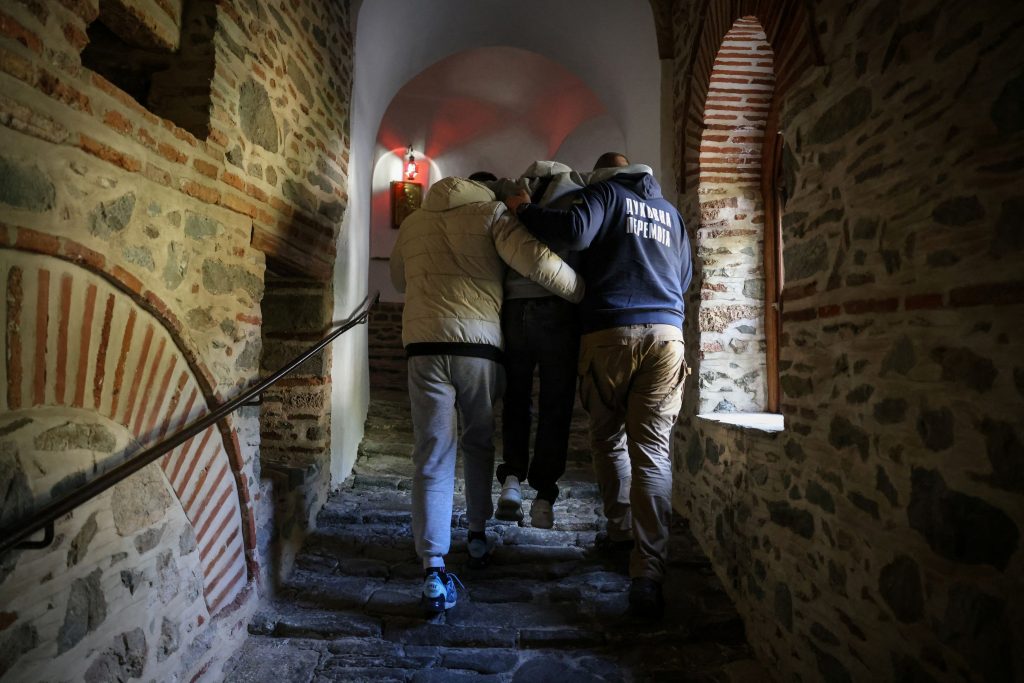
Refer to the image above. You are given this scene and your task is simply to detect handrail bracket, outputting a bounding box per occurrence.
[15,521,54,550]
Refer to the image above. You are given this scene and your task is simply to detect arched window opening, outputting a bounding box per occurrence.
[695,17,778,417]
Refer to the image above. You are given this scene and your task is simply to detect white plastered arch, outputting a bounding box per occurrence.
[331,0,663,482]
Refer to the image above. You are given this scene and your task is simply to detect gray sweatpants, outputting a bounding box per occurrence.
[408,354,501,569]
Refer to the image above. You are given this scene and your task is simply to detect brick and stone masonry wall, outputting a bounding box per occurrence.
[211,0,354,587]
[367,301,408,394]
[670,1,1024,681]
[695,17,774,413]
[0,0,353,680]
[0,252,246,683]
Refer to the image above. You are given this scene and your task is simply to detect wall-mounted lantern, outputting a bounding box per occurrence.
[404,145,418,181]
[392,144,422,229]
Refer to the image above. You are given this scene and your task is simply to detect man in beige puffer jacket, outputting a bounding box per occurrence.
[390,176,583,615]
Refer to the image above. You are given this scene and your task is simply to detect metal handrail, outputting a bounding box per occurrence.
[0,292,380,556]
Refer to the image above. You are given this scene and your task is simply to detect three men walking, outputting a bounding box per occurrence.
[390,156,691,619]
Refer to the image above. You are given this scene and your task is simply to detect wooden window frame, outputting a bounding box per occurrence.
[761,107,785,414]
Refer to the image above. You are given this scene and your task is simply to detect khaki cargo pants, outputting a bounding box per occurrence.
[578,324,685,581]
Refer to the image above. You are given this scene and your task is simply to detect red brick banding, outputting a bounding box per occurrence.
[103,109,133,135]
[2,238,258,612]
[781,306,816,323]
[680,1,821,193]
[32,268,48,406]
[6,267,22,409]
[181,179,221,205]
[0,44,36,85]
[0,10,44,54]
[132,336,165,435]
[904,293,940,310]
[62,21,88,51]
[145,355,179,437]
[38,70,92,113]
[843,297,899,315]
[948,280,1024,308]
[79,134,142,172]
[108,307,136,419]
[157,141,187,164]
[93,293,114,409]
[194,158,218,178]
[72,284,97,408]
[55,273,72,405]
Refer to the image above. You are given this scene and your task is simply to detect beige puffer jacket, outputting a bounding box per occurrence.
[390,177,584,348]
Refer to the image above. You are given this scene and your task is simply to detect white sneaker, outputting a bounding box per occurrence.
[467,532,490,568]
[495,475,523,521]
[530,498,554,529]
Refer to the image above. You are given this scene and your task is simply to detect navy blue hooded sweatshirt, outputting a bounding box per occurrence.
[517,172,692,334]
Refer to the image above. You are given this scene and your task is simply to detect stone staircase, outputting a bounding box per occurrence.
[223,382,766,682]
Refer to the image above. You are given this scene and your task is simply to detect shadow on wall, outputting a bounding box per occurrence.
[82,0,217,140]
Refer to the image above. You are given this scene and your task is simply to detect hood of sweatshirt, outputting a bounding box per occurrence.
[587,162,655,184]
[422,177,496,211]
[604,169,663,200]
[519,160,573,178]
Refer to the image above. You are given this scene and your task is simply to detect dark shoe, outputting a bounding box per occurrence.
[467,531,490,569]
[594,531,634,554]
[629,577,664,620]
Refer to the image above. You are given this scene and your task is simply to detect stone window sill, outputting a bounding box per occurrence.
[697,412,785,433]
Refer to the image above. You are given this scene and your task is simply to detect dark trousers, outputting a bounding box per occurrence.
[497,297,579,502]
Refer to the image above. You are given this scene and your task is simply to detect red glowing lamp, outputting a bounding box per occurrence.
[404,145,418,180]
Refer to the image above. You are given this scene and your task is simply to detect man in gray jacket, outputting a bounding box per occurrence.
[390,176,583,616]
[486,162,588,530]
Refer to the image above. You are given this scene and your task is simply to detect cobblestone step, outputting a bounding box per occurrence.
[227,634,765,683]
[250,581,745,652]
[223,376,766,682]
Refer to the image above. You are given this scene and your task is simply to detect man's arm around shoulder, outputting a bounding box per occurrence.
[489,206,584,303]
[507,186,607,251]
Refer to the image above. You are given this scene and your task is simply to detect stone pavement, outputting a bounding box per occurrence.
[223,387,767,682]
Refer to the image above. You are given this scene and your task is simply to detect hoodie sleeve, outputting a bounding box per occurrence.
[490,209,584,303]
[516,183,609,251]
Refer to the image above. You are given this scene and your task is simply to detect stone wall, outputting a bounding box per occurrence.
[671,1,1024,681]
[258,274,333,580]
[0,0,354,679]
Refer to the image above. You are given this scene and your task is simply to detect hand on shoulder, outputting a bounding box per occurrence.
[504,189,531,215]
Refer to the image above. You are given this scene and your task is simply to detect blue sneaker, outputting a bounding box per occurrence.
[421,569,462,615]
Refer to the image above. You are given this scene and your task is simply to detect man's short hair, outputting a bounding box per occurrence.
[593,153,629,170]
[468,171,498,182]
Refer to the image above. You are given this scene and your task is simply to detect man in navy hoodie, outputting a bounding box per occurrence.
[505,154,692,618]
